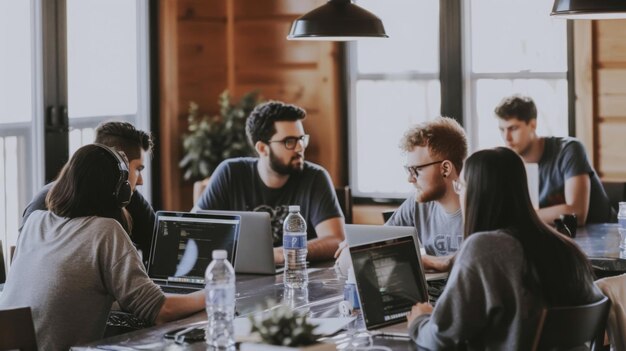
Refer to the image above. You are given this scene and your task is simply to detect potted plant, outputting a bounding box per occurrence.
[179,90,262,181]
[240,304,336,351]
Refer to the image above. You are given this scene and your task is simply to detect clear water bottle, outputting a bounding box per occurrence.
[283,205,308,289]
[618,202,626,250]
[205,249,236,349]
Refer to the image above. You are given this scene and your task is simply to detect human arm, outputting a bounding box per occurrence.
[154,290,205,324]
[537,173,590,226]
[125,191,156,265]
[422,254,454,272]
[274,216,345,264]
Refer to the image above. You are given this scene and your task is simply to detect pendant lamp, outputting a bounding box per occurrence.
[551,0,626,19]
[287,0,388,41]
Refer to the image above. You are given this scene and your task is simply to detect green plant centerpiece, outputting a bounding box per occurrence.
[249,304,320,348]
[179,90,262,181]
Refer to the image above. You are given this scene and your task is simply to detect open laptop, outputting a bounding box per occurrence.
[349,233,429,337]
[148,211,240,293]
[198,210,279,275]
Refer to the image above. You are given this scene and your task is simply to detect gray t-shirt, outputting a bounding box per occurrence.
[539,137,613,223]
[408,230,602,349]
[386,195,463,256]
[0,211,165,351]
[195,157,343,246]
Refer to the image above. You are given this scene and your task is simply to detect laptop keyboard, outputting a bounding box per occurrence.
[107,311,151,330]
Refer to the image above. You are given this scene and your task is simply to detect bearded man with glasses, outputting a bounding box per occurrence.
[193,101,345,264]
[387,117,467,272]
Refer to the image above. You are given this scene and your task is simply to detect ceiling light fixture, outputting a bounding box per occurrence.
[287,0,388,41]
[551,0,626,19]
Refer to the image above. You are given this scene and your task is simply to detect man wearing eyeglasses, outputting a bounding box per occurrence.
[386,117,467,272]
[193,101,345,264]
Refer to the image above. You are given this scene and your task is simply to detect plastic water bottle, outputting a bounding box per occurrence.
[618,202,626,250]
[205,249,235,349]
[283,205,308,289]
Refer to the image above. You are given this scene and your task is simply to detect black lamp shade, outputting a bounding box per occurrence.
[551,0,626,19]
[287,0,388,41]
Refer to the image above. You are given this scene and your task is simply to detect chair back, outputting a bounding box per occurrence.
[0,307,38,351]
[601,181,626,214]
[0,240,5,284]
[532,295,611,351]
[335,186,353,224]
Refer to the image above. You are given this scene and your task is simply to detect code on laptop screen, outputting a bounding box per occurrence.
[149,214,239,282]
[351,236,427,328]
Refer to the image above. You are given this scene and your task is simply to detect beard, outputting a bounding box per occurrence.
[415,177,447,203]
[269,149,304,175]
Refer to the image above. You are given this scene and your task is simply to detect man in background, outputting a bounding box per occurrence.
[21,121,155,265]
[193,101,345,264]
[494,94,613,225]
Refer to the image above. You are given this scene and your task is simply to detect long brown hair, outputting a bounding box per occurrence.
[46,144,132,233]
[463,147,595,306]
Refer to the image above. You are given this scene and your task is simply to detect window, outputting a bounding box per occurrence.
[0,0,151,268]
[348,0,570,199]
[465,0,569,151]
[348,0,440,198]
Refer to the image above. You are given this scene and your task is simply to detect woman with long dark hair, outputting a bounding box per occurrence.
[0,144,204,351]
[406,147,602,349]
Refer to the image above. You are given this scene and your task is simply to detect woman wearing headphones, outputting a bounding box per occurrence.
[0,144,204,351]
[406,147,603,349]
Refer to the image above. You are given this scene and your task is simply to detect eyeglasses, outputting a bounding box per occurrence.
[452,178,466,194]
[267,134,310,150]
[403,160,444,178]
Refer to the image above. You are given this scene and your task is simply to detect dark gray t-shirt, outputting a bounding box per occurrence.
[195,157,343,246]
[539,137,613,223]
[386,194,463,256]
[0,211,165,351]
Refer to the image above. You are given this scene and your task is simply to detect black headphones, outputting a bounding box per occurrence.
[94,143,132,208]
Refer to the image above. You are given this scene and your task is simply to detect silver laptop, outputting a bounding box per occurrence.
[198,210,278,275]
[148,211,240,293]
[349,233,429,337]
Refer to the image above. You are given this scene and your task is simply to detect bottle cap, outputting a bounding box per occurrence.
[347,267,356,284]
[212,250,227,260]
[288,205,300,212]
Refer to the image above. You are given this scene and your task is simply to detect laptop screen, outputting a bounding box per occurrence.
[350,235,428,329]
[148,211,240,284]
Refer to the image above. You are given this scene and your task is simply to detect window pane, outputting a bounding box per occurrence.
[470,0,567,73]
[67,0,138,118]
[355,0,439,74]
[354,80,440,196]
[0,0,35,269]
[0,0,32,123]
[474,79,569,150]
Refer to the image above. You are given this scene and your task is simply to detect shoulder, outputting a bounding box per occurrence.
[459,230,522,260]
[212,157,258,180]
[303,161,329,175]
[549,137,586,154]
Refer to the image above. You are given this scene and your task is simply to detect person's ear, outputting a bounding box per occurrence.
[441,160,452,178]
[529,119,537,132]
[255,141,268,157]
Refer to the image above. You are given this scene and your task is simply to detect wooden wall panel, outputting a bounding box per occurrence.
[583,20,626,182]
[159,0,343,211]
[597,69,626,118]
[235,22,322,67]
[177,0,226,20]
[598,122,626,180]
[233,0,325,18]
[596,20,626,66]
